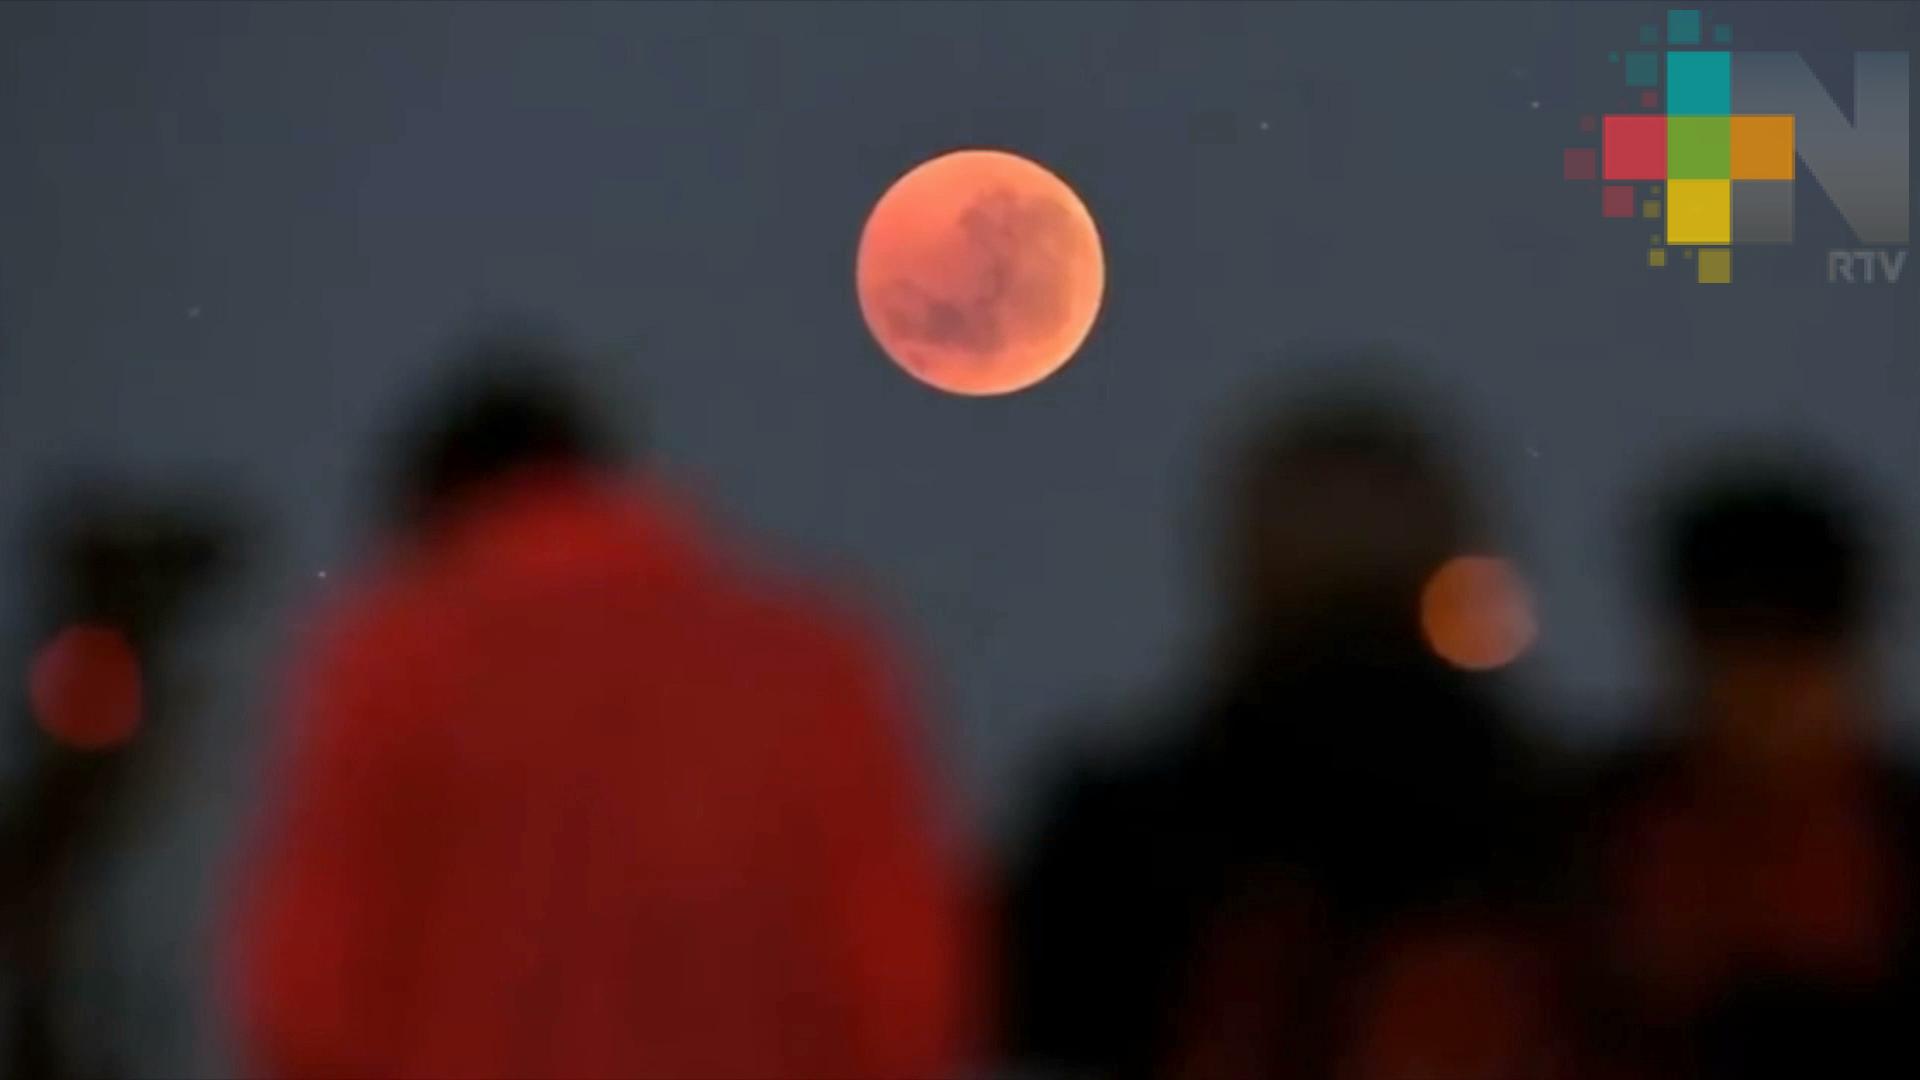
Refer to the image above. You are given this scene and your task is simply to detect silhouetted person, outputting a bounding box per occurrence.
[226,337,982,1079]
[3,493,240,1080]
[1007,389,1558,1079]
[1570,454,1920,1079]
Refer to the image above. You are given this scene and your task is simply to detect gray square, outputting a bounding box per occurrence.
[1732,181,1794,244]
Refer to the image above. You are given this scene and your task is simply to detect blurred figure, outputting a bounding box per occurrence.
[3,492,242,1080]
[226,337,981,1079]
[1006,387,1561,1079]
[1570,453,1920,1079]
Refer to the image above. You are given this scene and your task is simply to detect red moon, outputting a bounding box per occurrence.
[856,149,1105,396]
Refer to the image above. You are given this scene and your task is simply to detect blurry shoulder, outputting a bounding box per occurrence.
[1026,704,1206,842]
[1871,746,1920,816]
[697,547,919,690]
[1564,733,1694,816]
[282,556,451,682]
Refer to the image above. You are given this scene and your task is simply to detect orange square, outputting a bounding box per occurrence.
[1731,115,1794,180]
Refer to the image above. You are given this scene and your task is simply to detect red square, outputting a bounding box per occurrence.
[1563,148,1597,180]
[1641,89,1658,108]
[1604,114,1666,180]
[1602,185,1636,217]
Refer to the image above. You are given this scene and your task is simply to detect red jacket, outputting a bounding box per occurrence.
[229,470,982,1079]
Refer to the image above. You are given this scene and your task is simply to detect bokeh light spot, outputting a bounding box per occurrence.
[29,623,143,750]
[1420,556,1537,671]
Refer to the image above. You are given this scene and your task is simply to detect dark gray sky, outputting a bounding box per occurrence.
[2,2,1917,1072]
[3,0,1918,844]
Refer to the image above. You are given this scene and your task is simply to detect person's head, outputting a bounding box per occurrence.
[388,336,618,531]
[1651,452,1881,767]
[28,488,242,645]
[1218,386,1477,656]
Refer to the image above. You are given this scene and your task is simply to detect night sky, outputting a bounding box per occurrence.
[1,2,1916,1067]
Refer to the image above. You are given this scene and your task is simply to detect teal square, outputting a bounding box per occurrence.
[1625,51,1659,88]
[1667,10,1702,46]
[1640,24,1659,45]
[1712,24,1732,44]
[1667,51,1730,113]
[1669,116,1731,178]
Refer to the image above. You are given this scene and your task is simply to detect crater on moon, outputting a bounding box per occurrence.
[875,187,1078,367]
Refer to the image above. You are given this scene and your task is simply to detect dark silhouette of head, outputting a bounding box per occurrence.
[389,336,617,531]
[1218,386,1477,661]
[1650,451,1882,767]
[27,488,242,647]
[1655,455,1875,647]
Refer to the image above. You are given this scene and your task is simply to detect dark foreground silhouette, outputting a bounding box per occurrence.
[1564,454,1920,1079]
[1008,391,1561,1079]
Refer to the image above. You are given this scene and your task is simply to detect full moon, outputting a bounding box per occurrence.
[856,149,1105,396]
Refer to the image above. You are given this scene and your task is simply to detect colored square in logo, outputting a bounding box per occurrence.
[1669,116,1731,179]
[1667,10,1702,46]
[1564,148,1598,180]
[1730,115,1794,180]
[1733,180,1794,243]
[1644,200,1662,218]
[1649,248,1668,267]
[1667,179,1730,243]
[1603,185,1637,218]
[1625,51,1660,88]
[1698,247,1731,283]
[1603,115,1666,179]
[1667,52,1730,114]
[1641,90,1659,108]
[1712,24,1732,44]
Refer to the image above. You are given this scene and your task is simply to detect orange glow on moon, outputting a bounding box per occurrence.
[1420,556,1537,672]
[856,149,1105,396]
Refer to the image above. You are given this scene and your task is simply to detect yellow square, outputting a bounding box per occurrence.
[1668,180,1731,244]
[1649,248,1667,267]
[1698,247,1731,283]
[1643,200,1662,219]
[1731,115,1794,180]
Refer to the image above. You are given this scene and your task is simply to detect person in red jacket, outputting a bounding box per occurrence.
[227,340,983,1079]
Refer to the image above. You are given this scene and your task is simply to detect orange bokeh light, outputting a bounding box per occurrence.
[29,623,143,750]
[1420,556,1537,672]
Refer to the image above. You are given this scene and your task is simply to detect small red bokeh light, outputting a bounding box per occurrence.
[29,623,144,750]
